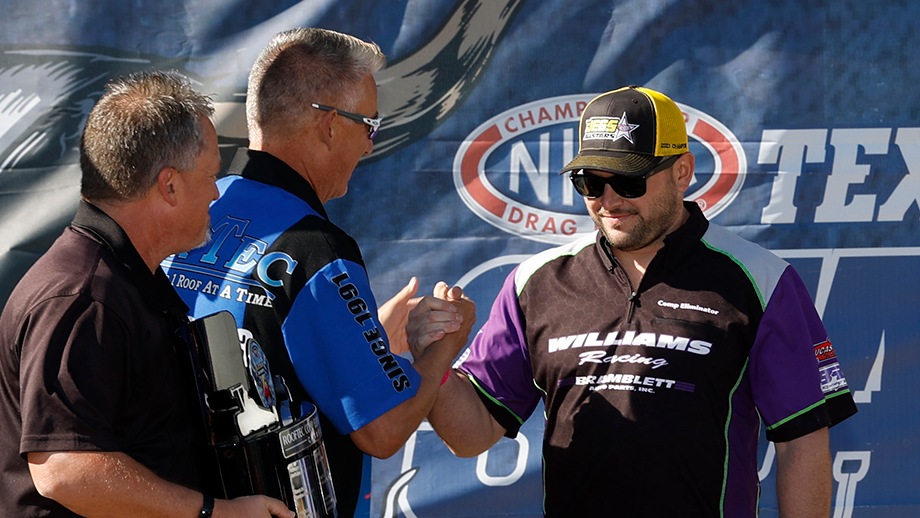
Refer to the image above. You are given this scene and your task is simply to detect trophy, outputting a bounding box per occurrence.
[182,311,337,518]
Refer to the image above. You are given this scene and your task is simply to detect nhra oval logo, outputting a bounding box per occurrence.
[453,94,747,244]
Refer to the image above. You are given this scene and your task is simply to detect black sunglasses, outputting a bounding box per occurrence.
[310,103,382,140]
[569,155,680,199]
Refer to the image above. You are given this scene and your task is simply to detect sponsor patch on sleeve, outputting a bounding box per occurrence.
[814,339,849,393]
[813,339,837,361]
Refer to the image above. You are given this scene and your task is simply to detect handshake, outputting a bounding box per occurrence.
[379,278,477,363]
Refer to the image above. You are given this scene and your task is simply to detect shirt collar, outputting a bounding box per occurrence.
[594,201,709,271]
[660,201,709,267]
[226,148,328,219]
[71,200,189,317]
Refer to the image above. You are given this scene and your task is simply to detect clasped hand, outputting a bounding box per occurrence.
[406,281,476,359]
[378,278,476,359]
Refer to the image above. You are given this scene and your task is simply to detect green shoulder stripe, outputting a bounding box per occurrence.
[468,374,526,426]
[700,224,789,311]
[515,232,596,296]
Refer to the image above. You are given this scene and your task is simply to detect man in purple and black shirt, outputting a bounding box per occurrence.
[425,86,857,517]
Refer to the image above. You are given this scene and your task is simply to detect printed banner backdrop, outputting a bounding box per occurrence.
[0,1,913,516]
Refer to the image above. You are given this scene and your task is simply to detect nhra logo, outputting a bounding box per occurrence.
[453,94,746,243]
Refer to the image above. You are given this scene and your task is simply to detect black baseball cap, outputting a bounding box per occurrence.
[560,85,688,177]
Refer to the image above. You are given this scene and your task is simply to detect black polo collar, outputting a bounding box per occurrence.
[595,200,710,272]
[659,201,709,270]
[71,200,189,318]
[225,148,328,220]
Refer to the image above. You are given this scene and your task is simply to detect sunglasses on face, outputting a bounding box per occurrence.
[310,103,382,140]
[569,155,680,199]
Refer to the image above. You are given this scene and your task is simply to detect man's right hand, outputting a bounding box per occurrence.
[407,281,475,359]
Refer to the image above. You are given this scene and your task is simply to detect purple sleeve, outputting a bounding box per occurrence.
[456,268,541,433]
[750,266,855,441]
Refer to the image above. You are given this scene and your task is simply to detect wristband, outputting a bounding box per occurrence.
[440,369,451,385]
[199,493,214,518]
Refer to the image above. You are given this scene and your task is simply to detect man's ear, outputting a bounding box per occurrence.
[156,167,179,206]
[673,153,696,192]
[317,109,336,148]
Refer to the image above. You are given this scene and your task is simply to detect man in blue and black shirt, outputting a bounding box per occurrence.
[163,28,474,517]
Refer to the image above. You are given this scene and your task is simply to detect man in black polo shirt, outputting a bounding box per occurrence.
[0,71,292,517]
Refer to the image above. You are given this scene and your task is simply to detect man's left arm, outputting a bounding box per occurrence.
[28,450,293,517]
[774,426,832,518]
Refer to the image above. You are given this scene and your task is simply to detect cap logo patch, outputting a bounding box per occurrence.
[583,112,639,144]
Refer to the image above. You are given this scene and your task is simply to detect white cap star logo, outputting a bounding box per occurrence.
[611,111,640,143]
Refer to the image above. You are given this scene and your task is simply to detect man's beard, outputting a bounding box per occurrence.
[592,190,683,252]
[192,228,212,251]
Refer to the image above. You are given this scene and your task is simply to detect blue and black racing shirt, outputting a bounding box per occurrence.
[163,149,418,516]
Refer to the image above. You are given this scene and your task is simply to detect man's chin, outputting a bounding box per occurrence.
[191,229,212,251]
[599,227,645,252]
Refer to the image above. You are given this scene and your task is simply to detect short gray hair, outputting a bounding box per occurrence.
[80,70,214,202]
[246,27,386,137]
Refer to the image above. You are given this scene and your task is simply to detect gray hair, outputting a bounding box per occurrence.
[246,27,386,137]
[80,70,214,202]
